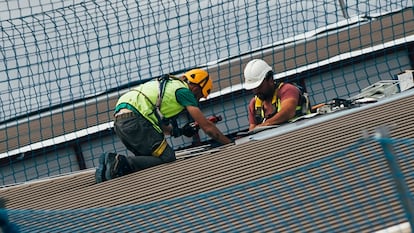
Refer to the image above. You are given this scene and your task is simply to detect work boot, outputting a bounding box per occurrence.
[105,153,132,181]
[95,152,114,184]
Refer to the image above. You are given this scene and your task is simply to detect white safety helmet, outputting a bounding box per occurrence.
[243,59,273,90]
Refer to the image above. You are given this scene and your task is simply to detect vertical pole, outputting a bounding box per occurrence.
[73,143,87,170]
[338,0,349,19]
[376,127,414,232]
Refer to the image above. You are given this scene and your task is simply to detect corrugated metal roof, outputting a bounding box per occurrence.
[1,90,414,232]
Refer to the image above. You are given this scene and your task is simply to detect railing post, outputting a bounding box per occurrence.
[376,127,414,232]
[338,0,349,19]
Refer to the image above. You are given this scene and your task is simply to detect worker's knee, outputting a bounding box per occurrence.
[160,146,176,163]
[152,139,176,163]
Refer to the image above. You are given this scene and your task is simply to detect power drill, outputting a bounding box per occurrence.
[181,115,222,137]
[189,115,222,129]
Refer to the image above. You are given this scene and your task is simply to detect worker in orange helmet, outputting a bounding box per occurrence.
[95,69,232,183]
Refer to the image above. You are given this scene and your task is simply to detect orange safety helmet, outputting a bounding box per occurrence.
[184,69,212,98]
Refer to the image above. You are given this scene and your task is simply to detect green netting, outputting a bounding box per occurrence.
[1,0,411,122]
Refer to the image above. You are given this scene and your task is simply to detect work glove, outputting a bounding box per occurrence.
[181,123,199,137]
[171,127,182,138]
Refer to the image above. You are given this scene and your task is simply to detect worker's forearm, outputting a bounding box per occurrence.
[204,128,232,144]
[263,117,283,126]
[265,111,294,125]
[161,125,173,135]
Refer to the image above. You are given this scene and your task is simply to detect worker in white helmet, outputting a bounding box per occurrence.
[243,59,310,131]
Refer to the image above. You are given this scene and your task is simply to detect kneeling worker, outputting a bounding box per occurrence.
[96,69,232,183]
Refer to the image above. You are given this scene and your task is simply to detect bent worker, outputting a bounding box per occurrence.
[243,59,310,131]
[96,69,232,183]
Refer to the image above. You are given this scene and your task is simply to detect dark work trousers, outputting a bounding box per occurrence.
[113,112,176,172]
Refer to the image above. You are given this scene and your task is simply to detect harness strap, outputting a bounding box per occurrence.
[130,88,155,112]
[254,82,311,123]
[131,75,186,133]
[131,75,176,126]
[152,139,168,157]
[254,82,284,122]
[129,84,167,131]
[155,75,170,125]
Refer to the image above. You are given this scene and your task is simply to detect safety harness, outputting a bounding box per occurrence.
[254,82,311,123]
[155,74,186,137]
[130,74,185,156]
[134,74,184,125]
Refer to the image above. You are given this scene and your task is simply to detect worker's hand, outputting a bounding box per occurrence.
[161,124,173,136]
[171,127,182,138]
[257,121,270,127]
[181,123,199,137]
[163,124,183,138]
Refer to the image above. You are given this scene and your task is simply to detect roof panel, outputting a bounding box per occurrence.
[1,91,414,232]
